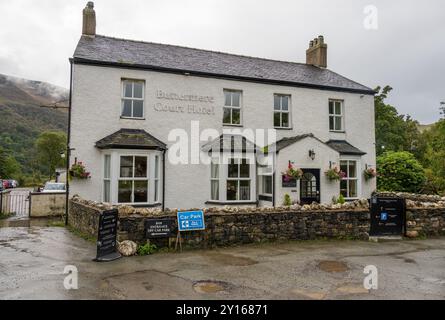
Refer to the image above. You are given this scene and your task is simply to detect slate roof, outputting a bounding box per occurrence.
[95,128,167,150]
[325,140,366,155]
[73,35,374,95]
[202,134,260,153]
[272,134,316,152]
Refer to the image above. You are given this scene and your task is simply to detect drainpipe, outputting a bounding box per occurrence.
[162,149,166,212]
[65,60,73,226]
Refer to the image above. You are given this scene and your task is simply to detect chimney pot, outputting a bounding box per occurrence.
[82,1,96,36]
[306,35,327,68]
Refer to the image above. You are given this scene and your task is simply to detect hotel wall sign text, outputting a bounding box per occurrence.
[154,90,215,116]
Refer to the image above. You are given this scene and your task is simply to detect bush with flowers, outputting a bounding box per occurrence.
[364,167,377,180]
[325,166,346,181]
[282,162,303,182]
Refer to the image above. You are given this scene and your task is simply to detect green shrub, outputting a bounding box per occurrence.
[283,194,292,206]
[377,151,426,192]
[137,243,157,256]
[337,194,346,204]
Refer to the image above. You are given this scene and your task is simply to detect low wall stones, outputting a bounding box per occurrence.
[68,200,102,239]
[119,210,370,248]
[68,197,445,249]
[406,208,445,238]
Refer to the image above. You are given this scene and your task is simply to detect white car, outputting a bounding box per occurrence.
[42,182,66,193]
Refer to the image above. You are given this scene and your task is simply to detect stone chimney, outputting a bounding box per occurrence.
[82,2,96,36]
[306,35,327,68]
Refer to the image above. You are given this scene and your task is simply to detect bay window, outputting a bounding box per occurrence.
[227,158,251,201]
[118,156,148,203]
[208,155,255,203]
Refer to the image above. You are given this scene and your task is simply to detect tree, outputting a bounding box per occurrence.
[420,119,445,193]
[374,86,424,158]
[0,147,21,179]
[34,131,67,180]
[377,151,426,193]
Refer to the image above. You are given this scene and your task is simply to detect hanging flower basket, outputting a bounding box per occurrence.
[282,162,303,182]
[325,167,346,181]
[364,167,377,180]
[69,162,91,179]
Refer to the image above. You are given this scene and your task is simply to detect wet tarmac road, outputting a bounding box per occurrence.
[0,225,444,300]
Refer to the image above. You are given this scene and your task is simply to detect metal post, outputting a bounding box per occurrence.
[65,61,73,226]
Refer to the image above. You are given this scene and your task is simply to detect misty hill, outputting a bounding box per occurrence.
[0,73,68,174]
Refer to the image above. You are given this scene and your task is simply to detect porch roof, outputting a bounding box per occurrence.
[325,140,366,156]
[95,128,167,150]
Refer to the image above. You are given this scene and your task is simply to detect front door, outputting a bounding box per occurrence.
[300,169,320,204]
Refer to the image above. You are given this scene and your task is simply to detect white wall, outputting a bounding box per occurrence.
[275,136,340,205]
[70,64,376,208]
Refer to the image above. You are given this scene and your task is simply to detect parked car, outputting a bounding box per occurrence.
[2,179,9,189]
[41,182,66,193]
[8,180,18,188]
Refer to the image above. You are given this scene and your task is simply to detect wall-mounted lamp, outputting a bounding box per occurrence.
[309,149,316,161]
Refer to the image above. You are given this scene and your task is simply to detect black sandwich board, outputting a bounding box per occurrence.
[145,218,176,238]
[94,209,121,262]
[370,197,406,237]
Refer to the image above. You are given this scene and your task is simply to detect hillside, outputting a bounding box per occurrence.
[417,123,435,133]
[0,73,68,175]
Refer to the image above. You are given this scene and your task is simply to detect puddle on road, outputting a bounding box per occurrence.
[318,260,349,273]
[193,280,231,294]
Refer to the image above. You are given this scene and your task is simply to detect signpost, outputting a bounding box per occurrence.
[94,209,121,262]
[145,218,175,238]
[370,197,406,237]
[176,210,206,251]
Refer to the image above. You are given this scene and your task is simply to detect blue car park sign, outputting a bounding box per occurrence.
[177,210,205,232]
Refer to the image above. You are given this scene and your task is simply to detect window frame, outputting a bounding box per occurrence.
[340,159,360,200]
[118,155,149,205]
[258,164,273,196]
[121,79,145,119]
[153,155,160,203]
[103,154,111,203]
[210,161,220,201]
[329,99,344,132]
[226,158,251,201]
[223,89,243,126]
[208,154,256,203]
[273,94,291,129]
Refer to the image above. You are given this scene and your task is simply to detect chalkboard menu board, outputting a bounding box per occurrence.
[282,175,297,188]
[145,219,175,238]
[370,197,406,236]
[94,209,121,262]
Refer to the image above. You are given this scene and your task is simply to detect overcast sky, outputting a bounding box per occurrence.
[0,0,444,123]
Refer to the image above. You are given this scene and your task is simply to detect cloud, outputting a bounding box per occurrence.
[0,0,443,123]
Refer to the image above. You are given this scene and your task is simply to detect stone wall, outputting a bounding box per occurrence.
[406,208,445,238]
[68,200,103,239]
[29,193,66,218]
[68,197,445,249]
[119,210,370,249]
